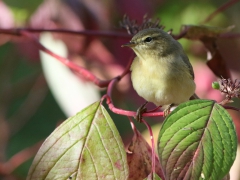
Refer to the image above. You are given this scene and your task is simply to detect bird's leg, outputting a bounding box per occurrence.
[164,103,174,117]
[136,101,148,122]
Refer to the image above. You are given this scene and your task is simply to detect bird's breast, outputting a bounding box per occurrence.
[130,56,196,106]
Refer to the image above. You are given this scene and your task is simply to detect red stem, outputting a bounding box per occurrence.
[0,28,131,39]
[220,33,240,38]
[128,117,137,132]
[21,31,111,87]
[222,105,240,111]
[104,55,165,117]
[21,30,164,118]
[202,0,240,24]
[0,141,43,175]
[105,96,164,117]
[141,119,156,175]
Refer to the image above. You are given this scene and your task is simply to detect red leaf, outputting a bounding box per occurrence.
[181,25,234,78]
[127,129,163,180]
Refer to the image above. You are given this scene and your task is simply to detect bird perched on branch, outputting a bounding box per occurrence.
[122,28,196,118]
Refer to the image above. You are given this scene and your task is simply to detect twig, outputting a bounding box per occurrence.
[202,0,240,24]
[0,141,43,175]
[141,119,156,175]
[103,79,164,117]
[20,31,111,87]
[0,28,131,39]
[220,32,240,38]
[172,28,188,40]
[222,105,240,111]
[9,74,48,135]
[102,52,165,117]
[20,30,164,118]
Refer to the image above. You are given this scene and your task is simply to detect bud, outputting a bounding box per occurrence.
[212,81,220,90]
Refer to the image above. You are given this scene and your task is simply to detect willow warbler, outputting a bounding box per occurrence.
[122,28,196,116]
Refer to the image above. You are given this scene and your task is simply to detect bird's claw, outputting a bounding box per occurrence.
[136,101,148,122]
[163,104,174,117]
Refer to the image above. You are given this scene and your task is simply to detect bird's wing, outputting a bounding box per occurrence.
[181,54,195,79]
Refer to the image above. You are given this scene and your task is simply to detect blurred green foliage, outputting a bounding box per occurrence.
[156,1,228,63]
[4,0,43,14]
[8,92,66,178]
[156,1,227,33]
[0,42,66,178]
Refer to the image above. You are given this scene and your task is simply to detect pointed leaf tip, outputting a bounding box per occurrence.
[27,101,129,180]
[158,99,237,180]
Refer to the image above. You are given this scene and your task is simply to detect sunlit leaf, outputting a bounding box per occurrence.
[158,99,237,180]
[27,101,128,180]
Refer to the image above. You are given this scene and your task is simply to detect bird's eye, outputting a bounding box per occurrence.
[144,37,153,43]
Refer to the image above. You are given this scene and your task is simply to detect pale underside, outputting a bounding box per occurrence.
[130,55,196,106]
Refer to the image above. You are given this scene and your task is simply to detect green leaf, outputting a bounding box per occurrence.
[27,101,129,180]
[144,173,162,180]
[158,99,237,180]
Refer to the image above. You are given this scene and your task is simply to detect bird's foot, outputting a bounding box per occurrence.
[163,104,174,117]
[136,101,148,122]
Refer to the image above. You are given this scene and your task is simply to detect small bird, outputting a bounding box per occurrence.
[122,28,196,117]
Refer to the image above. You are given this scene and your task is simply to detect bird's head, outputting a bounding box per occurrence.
[122,28,180,59]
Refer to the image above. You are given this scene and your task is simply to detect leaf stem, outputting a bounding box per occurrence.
[0,28,131,39]
[142,119,156,175]
[222,105,240,111]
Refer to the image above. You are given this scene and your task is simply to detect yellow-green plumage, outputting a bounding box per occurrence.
[125,28,196,107]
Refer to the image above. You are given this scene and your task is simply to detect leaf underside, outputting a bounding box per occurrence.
[182,25,233,78]
[144,173,163,180]
[27,101,128,180]
[158,99,237,180]
[127,129,163,180]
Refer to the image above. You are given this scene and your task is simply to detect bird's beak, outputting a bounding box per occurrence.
[121,42,136,48]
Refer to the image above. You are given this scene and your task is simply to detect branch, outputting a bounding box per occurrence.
[220,32,240,38]
[141,119,156,175]
[0,28,131,39]
[9,74,48,135]
[222,105,240,111]
[103,78,164,117]
[20,31,113,87]
[0,141,43,175]
[17,29,164,119]
[202,0,240,24]
[18,31,166,118]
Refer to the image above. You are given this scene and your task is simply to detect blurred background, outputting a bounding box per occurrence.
[0,0,240,179]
